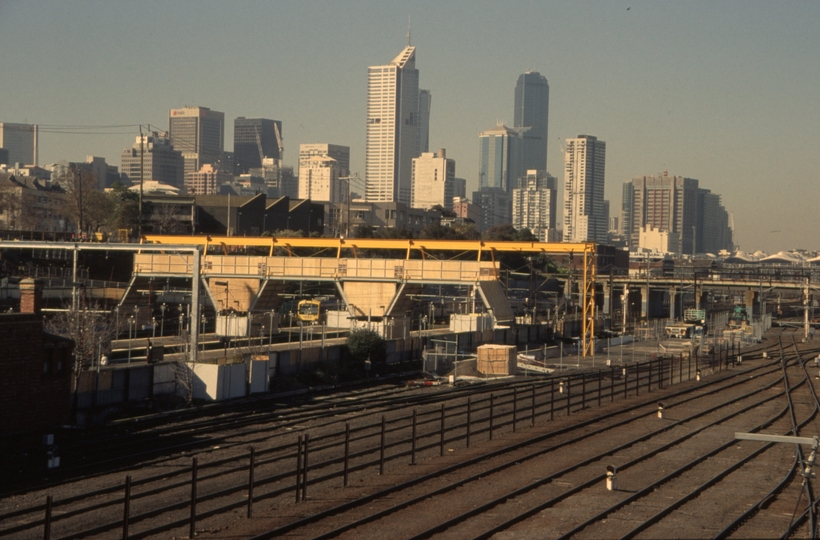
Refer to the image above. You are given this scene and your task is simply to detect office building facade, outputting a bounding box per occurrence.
[621,173,732,255]
[169,106,225,177]
[365,45,419,204]
[0,123,38,166]
[298,156,344,203]
[411,149,455,210]
[514,71,549,173]
[234,117,282,174]
[185,163,233,195]
[418,89,432,154]
[563,135,607,243]
[298,144,350,177]
[121,132,185,188]
[478,124,521,193]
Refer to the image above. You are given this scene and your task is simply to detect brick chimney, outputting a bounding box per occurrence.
[19,278,43,314]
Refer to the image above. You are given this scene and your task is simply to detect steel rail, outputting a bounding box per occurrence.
[248,354,787,539]
[709,333,818,539]
[0,342,796,536]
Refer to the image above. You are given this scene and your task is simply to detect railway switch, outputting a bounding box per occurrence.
[658,403,665,419]
[606,465,618,491]
[696,369,701,381]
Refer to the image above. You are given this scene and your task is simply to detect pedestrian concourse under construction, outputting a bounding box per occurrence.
[135,235,598,356]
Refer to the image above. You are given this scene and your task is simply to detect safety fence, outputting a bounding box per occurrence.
[8,347,741,540]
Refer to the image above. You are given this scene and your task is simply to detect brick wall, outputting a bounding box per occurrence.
[0,314,73,434]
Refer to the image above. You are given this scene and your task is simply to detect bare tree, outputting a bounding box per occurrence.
[45,303,119,416]
[54,167,101,235]
[153,204,182,234]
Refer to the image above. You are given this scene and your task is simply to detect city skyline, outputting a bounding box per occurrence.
[2,1,818,253]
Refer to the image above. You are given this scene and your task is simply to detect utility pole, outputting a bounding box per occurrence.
[77,168,84,236]
[138,125,144,239]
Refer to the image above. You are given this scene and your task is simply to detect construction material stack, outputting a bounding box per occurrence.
[477,344,517,375]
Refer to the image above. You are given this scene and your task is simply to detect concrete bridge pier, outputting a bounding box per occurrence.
[669,286,677,320]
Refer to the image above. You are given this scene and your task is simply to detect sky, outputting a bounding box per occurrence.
[1,0,819,254]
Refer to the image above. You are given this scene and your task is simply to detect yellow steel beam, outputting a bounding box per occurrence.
[142,235,593,256]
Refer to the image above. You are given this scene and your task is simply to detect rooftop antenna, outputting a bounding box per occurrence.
[407,16,411,46]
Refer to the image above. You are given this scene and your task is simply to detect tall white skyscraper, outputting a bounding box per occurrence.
[563,135,607,243]
[365,44,419,204]
[411,149,455,210]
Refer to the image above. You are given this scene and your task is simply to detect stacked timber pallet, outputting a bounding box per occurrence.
[477,344,517,375]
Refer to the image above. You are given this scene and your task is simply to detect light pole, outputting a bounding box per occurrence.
[288,311,293,343]
[199,314,208,352]
[128,315,135,363]
[160,303,166,337]
[152,317,157,339]
[268,309,274,346]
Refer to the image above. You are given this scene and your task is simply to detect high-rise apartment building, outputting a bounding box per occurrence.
[0,123,38,166]
[234,117,282,174]
[298,156,344,203]
[563,135,607,243]
[365,45,420,204]
[411,149,455,210]
[169,106,225,177]
[512,170,557,241]
[298,144,350,177]
[514,71,549,173]
[120,132,185,188]
[418,89,432,154]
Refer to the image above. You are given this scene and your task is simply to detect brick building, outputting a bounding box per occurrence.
[0,278,73,435]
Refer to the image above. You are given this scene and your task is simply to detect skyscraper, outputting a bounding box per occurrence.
[514,71,549,173]
[411,149,455,210]
[0,123,38,166]
[418,89,432,154]
[563,135,607,243]
[365,44,420,204]
[169,106,225,176]
[478,124,521,193]
[233,117,282,174]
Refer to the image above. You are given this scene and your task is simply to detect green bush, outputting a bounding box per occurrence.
[346,328,387,365]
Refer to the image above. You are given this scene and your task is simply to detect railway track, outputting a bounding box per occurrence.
[3,327,815,539]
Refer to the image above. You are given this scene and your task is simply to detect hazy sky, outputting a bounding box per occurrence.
[2,1,818,254]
